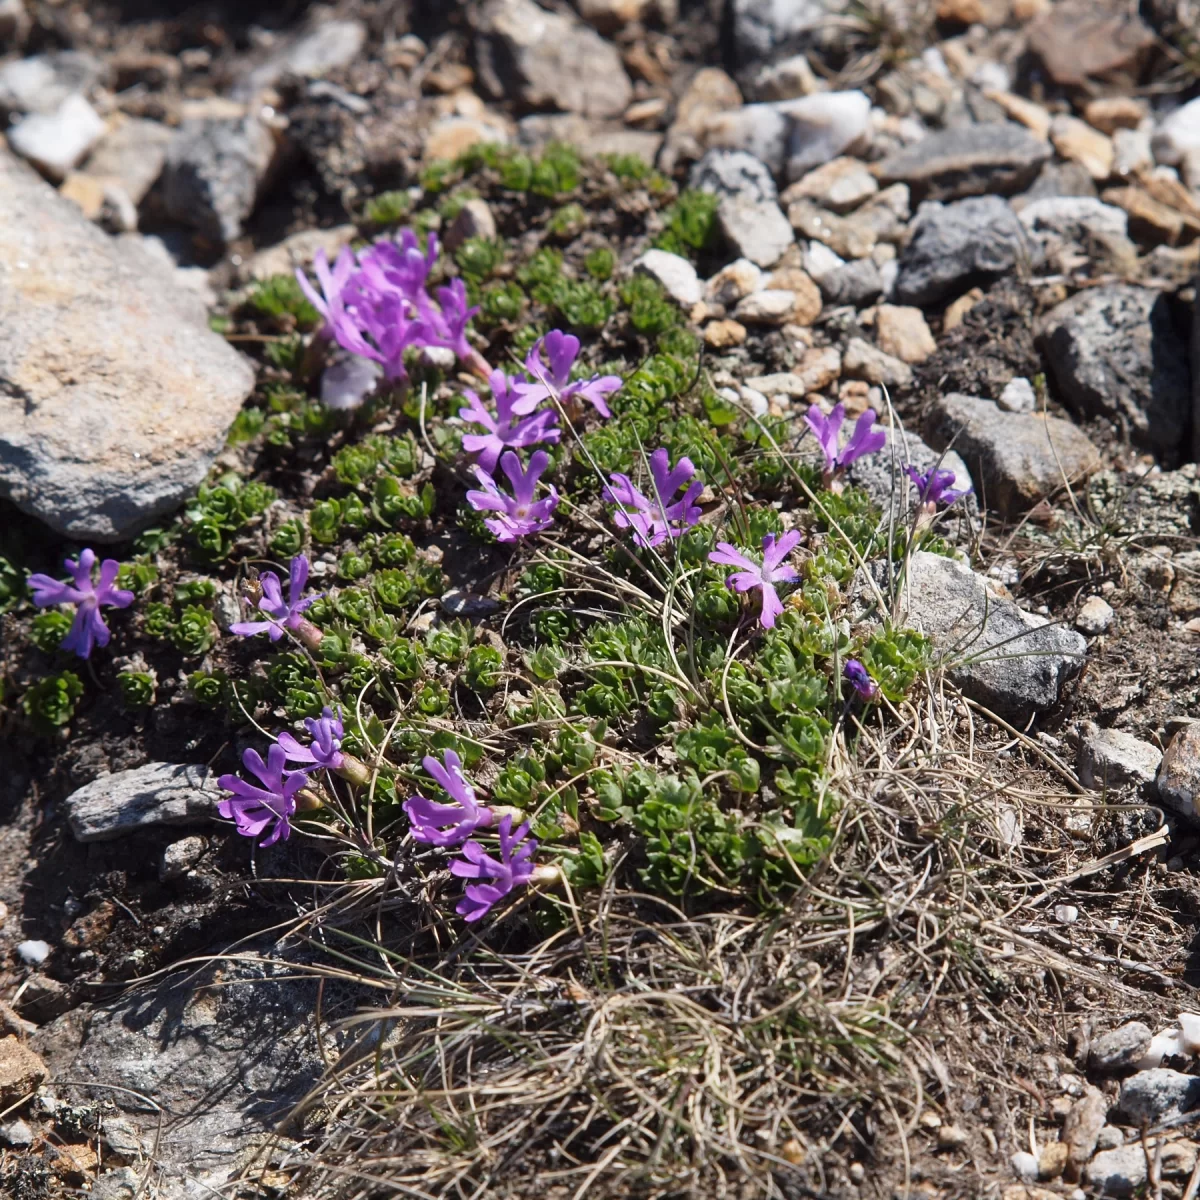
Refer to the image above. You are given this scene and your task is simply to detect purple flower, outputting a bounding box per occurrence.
[295,246,358,341]
[404,748,494,848]
[450,814,538,922]
[805,404,886,475]
[363,229,439,298]
[515,330,622,418]
[466,450,560,542]
[230,554,321,642]
[843,659,879,700]
[708,530,802,629]
[28,548,134,659]
[604,448,703,549]
[277,706,345,772]
[217,744,306,847]
[417,278,480,364]
[460,369,561,474]
[905,465,971,508]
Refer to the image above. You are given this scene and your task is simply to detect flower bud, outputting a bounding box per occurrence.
[488,805,525,826]
[295,787,325,812]
[295,619,324,652]
[531,863,563,887]
[334,754,371,788]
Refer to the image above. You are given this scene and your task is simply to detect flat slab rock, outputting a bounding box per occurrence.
[894,551,1087,722]
[0,147,254,540]
[63,762,223,842]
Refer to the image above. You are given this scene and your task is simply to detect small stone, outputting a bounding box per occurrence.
[1035,285,1191,457]
[15,973,68,1022]
[731,0,845,66]
[1075,596,1115,635]
[735,289,799,325]
[575,0,671,33]
[659,68,742,175]
[717,196,794,268]
[1152,96,1200,167]
[750,54,821,102]
[16,940,50,965]
[705,319,747,349]
[1085,97,1147,135]
[943,287,984,331]
[1054,904,1079,923]
[63,762,223,842]
[783,91,871,180]
[475,0,632,119]
[765,267,822,322]
[1050,115,1114,181]
[894,552,1087,721]
[842,337,912,389]
[1112,127,1153,177]
[788,198,875,258]
[160,835,206,882]
[237,18,366,97]
[1011,1151,1039,1182]
[240,224,357,284]
[816,258,882,308]
[162,116,278,245]
[0,0,30,46]
[689,148,777,205]
[0,51,104,116]
[1157,724,1200,818]
[1038,1141,1069,1179]
[783,156,878,212]
[444,198,497,252]
[1087,1147,1148,1197]
[0,1119,33,1148]
[876,122,1052,202]
[1118,1068,1200,1123]
[998,377,1036,413]
[1138,1027,1188,1070]
[321,355,382,411]
[427,114,510,162]
[7,93,105,181]
[1028,0,1155,88]
[441,590,501,616]
[1018,196,1129,246]
[634,249,703,306]
[0,1038,48,1104]
[1095,1127,1124,1151]
[874,305,936,364]
[925,393,1101,518]
[984,90,1051,141]
[706,258,765,305]
[1062,1086,1108,1179]
[1179,1012,1200,1052]
[894,196,1035,307]
[1090,1022,1153,1072]
[936,1123,968,1149]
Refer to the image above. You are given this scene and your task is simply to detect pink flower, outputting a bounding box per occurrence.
[404,749,494,848]
[450,814,538,922]
[277,706,345,771]
[230,553,321,643]
[467,450,559,542]
[708,530,802,629]
[843,659,879,700]
[804,404,885,475]
[460,369,560,474]
[28,549,134,659]
[217,744,307,847]
[604,448,703,549]
[514,330,621,418]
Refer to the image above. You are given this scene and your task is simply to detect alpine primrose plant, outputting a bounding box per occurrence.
[805,402,886,481]
[515,329,622,418]
[459,369,562,473]
[709,531,802,629]
[604,448,703,548]
[230,553,323,649]
[29,549,134,659]
[466,449,560,541]
[404,748,495,847]
[217,745,307,847]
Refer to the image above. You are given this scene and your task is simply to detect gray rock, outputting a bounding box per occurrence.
[1087,1147,1147,1196]
[782,90,872,180]
[842,337,913,388]
[6,93,105,181]
[444,198,497,252]
[16,940,49,965]
[1118,1068,1200,1124]
[0,149,254,540]
[732,0,844,65]
[717,196,794,268]
[475,0,632,119]
[160,835,206,882]
[689,148,778,204]
[91,1167,139,1200]
[237,18,366,98]
[0,51,104,115]
[34,952,323,1200]
[894,551,1087,722]
[1018,195,1128,243]
[998,376,1036,413]
[817,258,883,307]
[1010,1150,1039,1182]
[62,762,222,842]
[1075,595,1114,635]
[1089,1021,1153,1072]
[162,116,278,245]
[79,116,174,205]
[1036,285,1191,457]
[844,425,973,522]
[925,393,1102,518]
[321,355,383,410]
[877,122,1052,202]
[1156,723,1200,818]
[1153,96,1200,167]
[1079,723,1160,792]
[1017,159,1099,206]
[895,196,1036,307]
[0,1119,33,1147]
[634,249,703,306]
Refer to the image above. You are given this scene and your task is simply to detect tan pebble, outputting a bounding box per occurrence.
[1084,96,1147,135]
[984,90,1051,141]
[1051,115,1114,181]
[1038,1140,1069,1179]
[704,319,747,349]
[59,172,108,221]
[943,287,984,331]
[936,1123,968,1149]
[874,304,936,364]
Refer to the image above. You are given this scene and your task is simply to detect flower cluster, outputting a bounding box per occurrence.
[805,403,886,478]
[296,231,484,389]
[604,448,703,549]
[404,750,541,921]
[217,745,307,848]
[29,549,134,659]
[462,331,617,542]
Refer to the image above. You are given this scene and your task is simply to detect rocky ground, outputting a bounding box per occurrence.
[4,0,1200,1197]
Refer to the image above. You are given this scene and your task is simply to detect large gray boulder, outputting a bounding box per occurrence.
[0,147,254,540]
[62,762,223,842]
[895,551,1087,721]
